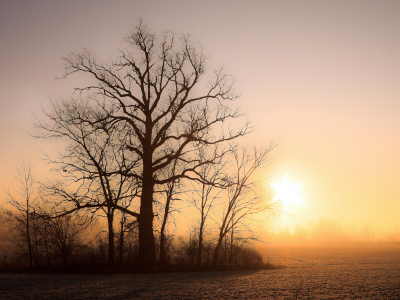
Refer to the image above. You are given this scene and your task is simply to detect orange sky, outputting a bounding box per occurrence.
[1,0,399,232]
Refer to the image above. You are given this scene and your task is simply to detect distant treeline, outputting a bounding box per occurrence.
[265,217,400,244]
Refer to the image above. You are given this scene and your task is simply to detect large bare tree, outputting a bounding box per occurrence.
[43,21,248,269]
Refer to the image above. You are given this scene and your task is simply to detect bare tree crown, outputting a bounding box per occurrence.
[59,21,248,186]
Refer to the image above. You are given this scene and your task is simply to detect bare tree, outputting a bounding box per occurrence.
[190,147,227,267]
[115,211,137,265]
[4,160,38,269]
[35,99,139,266]
[45,214,90,267]
[157,160,183,266]
[212,145,275,267]
[51,20,248,269]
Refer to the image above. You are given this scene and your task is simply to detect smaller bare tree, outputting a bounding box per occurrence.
[4,160,38,269]
[157,160,183,266]
[212,145,275,267]
[45,214,90,267]
[35,99,140,266]
[190,147,228,267]
[115,211,137,265]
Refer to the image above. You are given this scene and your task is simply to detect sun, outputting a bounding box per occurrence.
[270,174,304,213]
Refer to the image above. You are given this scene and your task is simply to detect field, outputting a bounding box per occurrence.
[1,245,399,299]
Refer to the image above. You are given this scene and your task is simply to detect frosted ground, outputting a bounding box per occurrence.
[1,245,399,299]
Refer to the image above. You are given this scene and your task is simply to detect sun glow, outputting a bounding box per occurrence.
[270,174,304,213]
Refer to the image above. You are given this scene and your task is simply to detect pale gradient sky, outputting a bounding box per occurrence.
[1,0,399,231]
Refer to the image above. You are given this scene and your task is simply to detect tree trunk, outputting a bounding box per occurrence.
[229,227,234,267]
[118,216,125,265]
[137,118,156,270]
[26,203,33,269]
[107,212,115,266]
[212,215,229,268]
[212,235,224,267]
[137,140,156,270]
[197,216,204,267]
[137,187,155,270]
[159,186,173,266]
[159,232,166,266]
[197,230,203,267]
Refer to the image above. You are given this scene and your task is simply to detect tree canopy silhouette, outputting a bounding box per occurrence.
[37,20,250,270]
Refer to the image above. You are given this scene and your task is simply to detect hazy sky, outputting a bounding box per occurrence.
[1,0,399,231]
